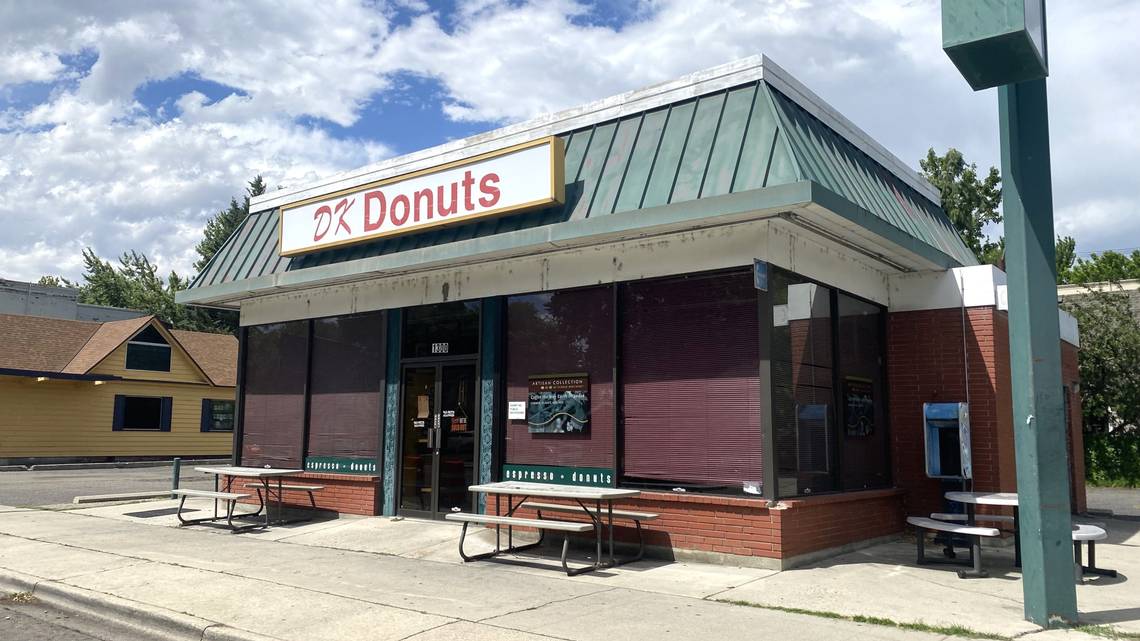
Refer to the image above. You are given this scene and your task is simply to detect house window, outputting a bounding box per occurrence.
[126,326,172,372]
[113,395,173,431]
[201,399,236,432]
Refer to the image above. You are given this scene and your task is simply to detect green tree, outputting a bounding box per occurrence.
[1055,235,1077,284]
[70,248,224,332]
[195,175,266,272]
[36,275,76,288]
[920,148,1003,264]
[1067,249,1140,285]
[1060,287,1140,434]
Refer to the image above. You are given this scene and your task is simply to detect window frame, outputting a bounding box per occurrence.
[201,398,236,433]
[112,394,173,432]
[125,326,172,372]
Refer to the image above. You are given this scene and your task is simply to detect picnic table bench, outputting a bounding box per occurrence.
[172,489,249,529]
[445,513,595,574]
[908,516,1000,578]
[521,502,660,562]
[449,481,649,575]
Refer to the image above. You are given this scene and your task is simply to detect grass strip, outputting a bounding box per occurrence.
[714,599,1008,640]
[1074,624,1140,640]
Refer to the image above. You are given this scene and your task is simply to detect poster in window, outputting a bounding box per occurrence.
[527,373,590,434]
[844,376,874,437]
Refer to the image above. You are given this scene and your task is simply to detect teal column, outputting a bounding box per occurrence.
[999,77,1078,625]
[381,309,402,516]
[478,297,502,513]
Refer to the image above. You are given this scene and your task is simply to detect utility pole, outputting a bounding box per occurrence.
[942,1,1077,626]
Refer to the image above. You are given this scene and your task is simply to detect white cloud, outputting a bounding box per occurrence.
[0,0,1137,284]
[0,49,65,85]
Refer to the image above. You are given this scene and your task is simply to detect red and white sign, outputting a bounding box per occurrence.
[279,137,565,256]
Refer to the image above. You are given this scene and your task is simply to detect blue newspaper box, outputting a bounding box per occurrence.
[923,403,972,480]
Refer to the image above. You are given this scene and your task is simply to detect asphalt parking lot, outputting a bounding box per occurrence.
[0,465,216,507]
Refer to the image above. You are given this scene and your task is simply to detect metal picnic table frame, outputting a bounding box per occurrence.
[465,481,642,575]
[194,466,306,532]
[945,491,1021,570]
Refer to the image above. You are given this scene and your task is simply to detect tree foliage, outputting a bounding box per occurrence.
[37,177,267,334]
[1062,249,1140,285]
[1059,287,1140,434]
[919,148,1003,265]
[194,175,266,272]
[69,248,228,332]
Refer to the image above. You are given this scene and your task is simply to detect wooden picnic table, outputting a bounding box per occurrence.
[461,481,642,574]
[194,466,304,531]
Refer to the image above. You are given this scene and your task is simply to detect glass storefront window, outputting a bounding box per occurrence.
[308,311,385,461]
[505,287,614,469]
[770,268,890,497]
[402,301,480,359]
[242,321,309,467]
[836,293,888,491]
[772,270,836,496]
[621,270,762,492]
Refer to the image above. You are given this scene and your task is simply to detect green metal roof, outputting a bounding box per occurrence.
[186,79,976,295]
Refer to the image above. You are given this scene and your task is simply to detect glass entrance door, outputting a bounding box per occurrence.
[399,362,477,519]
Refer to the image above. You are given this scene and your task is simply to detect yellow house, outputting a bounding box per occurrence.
[0,313,235,464]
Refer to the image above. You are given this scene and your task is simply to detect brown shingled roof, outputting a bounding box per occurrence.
[0,314,99,372]
[1,313,236,387]
[170,330,238,386]
[61,315,154,374]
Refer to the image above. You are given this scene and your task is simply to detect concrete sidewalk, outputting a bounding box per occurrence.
[0,502,1134,641]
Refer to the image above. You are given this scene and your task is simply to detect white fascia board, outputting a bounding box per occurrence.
[997,285,1080,348]
[1058,308,1080,348]
[1057,278,1140,296]
[252,54,941,213]
[888,264,1004,312]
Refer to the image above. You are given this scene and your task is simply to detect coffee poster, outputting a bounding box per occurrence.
[527,373,590,434]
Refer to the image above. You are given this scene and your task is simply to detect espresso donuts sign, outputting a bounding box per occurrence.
[279,137,565,256]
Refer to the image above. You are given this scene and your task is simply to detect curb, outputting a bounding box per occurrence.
[27,458,229,472]
[0,569,283,641]
[73,491,172,504]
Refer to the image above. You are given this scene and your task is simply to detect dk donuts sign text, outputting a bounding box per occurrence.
[279,136,565,256]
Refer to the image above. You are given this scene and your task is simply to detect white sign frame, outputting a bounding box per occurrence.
[279,136,565,256]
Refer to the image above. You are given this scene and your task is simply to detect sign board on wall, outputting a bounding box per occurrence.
[526,373,589,434]
[279,136,566,256]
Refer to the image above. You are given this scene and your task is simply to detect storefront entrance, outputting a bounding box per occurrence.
[399,362,478,519]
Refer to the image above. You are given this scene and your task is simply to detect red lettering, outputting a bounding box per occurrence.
[363,191,385,231]
[313,205,332,241]
[478,173,500,208]
[333,197,354,236]
[391,194,411,225]
[436,183,458,216]
[414,188,433,222]
[462,170,476,211]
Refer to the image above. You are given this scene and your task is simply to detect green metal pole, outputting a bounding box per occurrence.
[998,77,1077,626]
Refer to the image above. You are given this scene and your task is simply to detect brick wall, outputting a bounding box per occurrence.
[888,306,1086,519]
[221,472,381,516]
[493,488,903,563]
[888,307,1002,518]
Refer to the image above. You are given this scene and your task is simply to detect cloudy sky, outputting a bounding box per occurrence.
[1,0,1136,282]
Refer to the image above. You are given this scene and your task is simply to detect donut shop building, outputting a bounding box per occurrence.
[177,56,1085,569]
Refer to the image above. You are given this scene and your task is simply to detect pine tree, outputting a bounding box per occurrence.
[194,175,267,272]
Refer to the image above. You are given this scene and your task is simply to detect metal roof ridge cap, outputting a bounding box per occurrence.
[251,56,768,213]
[759,55,942,205]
